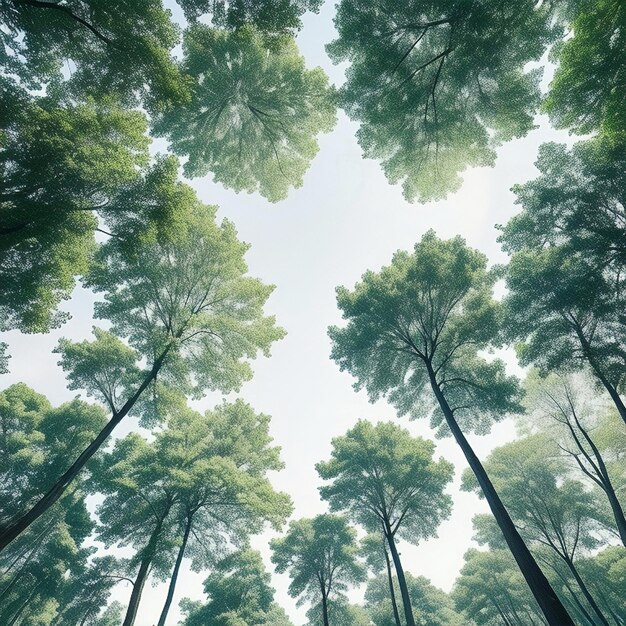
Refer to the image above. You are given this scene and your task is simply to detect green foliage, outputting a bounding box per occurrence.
[182,548,294,626]
[0,93,149,333]
[0,383,106,527]
[366,572,464,626]
[500,138,626,414]
[84,201,285,410]
[329,230,521,436]
[0,0,184,108]
[153,25,336,202]
[95,400,291,618]
[177,0,323,36]
[452,548,544,626]
[306,600,371,626]
[0,383,120,626]
[317,420,453,541]
[271,514,366,607]
[462,435,608,555]
[56,329,142,414]
[328,0,556,201]
[544,0,626,139]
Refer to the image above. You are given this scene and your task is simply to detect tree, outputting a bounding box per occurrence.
[0,384,106,529]
[306,600,371,626]
[328,230,573,625]
[499,138,626,426]
[152,25,336,202]
[153,401,292,626]
[50,557,131,626]
[93,432,181,626]
[521,370,626,546]
[360,533,401,626]
[182,548,295,626]
[544,0,626,140]
[463,434,615,626]
[271,514,366,626]
[0,92,150,334]
[452,548,547,626]
[327,0,557,202]
[366,571,464,626]
[0,201,284,551]
[317,420,453,626]
[94,400,291,626]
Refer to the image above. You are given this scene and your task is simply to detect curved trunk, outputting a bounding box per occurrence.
[384,527,415,626]
[156,515,192,626]
[0,351,168,553]
[122,510,169,626]
[426,363,574,626]
[383,545,402,626]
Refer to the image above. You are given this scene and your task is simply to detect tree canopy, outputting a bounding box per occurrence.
[153,25,336,202]
[328,0,557,202]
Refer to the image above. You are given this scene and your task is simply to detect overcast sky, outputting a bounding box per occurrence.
[1,2,577,624]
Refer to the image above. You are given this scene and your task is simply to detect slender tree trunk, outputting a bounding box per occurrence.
[559,575,596,626]
[320,586,330,626]
[384,527,415,626]
[564,556,610,626]
[0,351,168,553]
[156,515,192,626]
[122,511,169,626]
[383,545,402,626]
[426,364,574,626]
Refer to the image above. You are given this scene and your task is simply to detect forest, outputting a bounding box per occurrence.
[0,0,625,624]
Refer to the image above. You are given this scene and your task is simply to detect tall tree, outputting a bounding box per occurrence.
[452,548,548,626]
[328,230,573,625]
[181,548,295,626]
[327,0,558,201]
[154,401,292,626]
[360,533,401,626]
[271,514,366,626]
[366,571,464,626]
[521,370,626,546]
[0,201,284,551]
[153,25,336,202]
[463,435,615,626]
[499,138,626,426]
[317,420,453,626]
[93,432,181,626]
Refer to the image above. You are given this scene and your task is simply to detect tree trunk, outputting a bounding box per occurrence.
[383,545,402,626]
[0,351,168,553]
[564,556,610,626]
[156,515,192,626]
[122,511,169,626]
[571,419,626,546]
[320,586,330,626]
[384,527,415,626]
[426,364,574,626]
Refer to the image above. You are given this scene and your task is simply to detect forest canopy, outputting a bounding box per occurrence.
[0,0,625,624]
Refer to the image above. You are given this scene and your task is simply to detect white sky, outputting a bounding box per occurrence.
[1,2,577,624]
